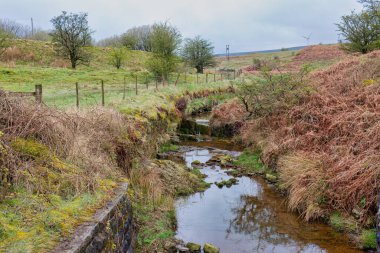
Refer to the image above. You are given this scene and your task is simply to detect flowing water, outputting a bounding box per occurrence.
[174,117,363,253]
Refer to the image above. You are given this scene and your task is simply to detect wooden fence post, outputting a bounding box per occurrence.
[206,74,208,83]
[197,73,199,84]
[214,73,216,82]
[155,77,158,90]
[135,76,138,95]
[233,70,236,79]
[101,80,105,106]
[221,73,223,81]
[34,84,42,104]
[184,72,187,83]
[146,76,148,89]
[75,82,79,108]
[123,76,126,100]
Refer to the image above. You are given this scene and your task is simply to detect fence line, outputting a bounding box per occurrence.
[6,84,42,103]
[2,69,243,108]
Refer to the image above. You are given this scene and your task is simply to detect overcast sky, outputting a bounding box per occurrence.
[1,0,362,53]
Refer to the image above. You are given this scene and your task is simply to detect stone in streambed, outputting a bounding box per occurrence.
[203,243,220,253]
[177,244,190,252]
[265,173,277,183]
[186,242,201,252]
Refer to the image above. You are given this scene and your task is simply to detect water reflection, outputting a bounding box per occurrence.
[175,147,363,253]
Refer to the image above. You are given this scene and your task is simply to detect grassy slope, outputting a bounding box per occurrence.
[215,49,298,70]
[0,40,230,252]
[0,39,215,108]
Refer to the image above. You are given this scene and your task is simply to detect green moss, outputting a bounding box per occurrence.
[329,212,357,232]
[330,212,344,231]
[360,229,376,249]
[159,143,179,153]
[234,150,267,173]
[0,188,112,252]
[11,138,50,159]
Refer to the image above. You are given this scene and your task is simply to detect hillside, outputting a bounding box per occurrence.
[0,40,215,109]
[215,44,347,74]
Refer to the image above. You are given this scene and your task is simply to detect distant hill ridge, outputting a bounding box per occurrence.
[215,46,307,57]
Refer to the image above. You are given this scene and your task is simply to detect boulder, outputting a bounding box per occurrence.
[203,243,220,253]
[186,242,201,252]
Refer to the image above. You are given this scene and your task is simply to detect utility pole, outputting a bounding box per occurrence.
[31,18,34,36]
[226,45,230,61]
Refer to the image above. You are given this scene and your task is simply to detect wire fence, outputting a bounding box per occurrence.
[1,70,243,108]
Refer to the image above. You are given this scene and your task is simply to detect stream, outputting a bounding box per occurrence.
[174,116,363,253]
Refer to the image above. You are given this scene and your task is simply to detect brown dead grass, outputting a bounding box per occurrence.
[239,51,380,222]
[294,45,347,61]
[243,45,348,74]
[1,46,35,62]
[0,92,156,198]
[210,98,247,128]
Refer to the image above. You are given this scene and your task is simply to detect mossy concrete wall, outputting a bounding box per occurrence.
[51,183,135,253]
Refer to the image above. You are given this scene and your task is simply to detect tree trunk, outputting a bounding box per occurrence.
[71,59,76,69]
[196,66,203,74]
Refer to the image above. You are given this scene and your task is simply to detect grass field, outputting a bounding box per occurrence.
[0,39,236,252]
[215,49,298,70]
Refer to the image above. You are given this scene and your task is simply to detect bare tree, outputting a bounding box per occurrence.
[96,35,122,47]
[0,19,30,38]
[121,25,152,51]
[50,12,93,69]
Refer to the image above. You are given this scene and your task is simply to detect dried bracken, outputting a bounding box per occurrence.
[240,51,380,222]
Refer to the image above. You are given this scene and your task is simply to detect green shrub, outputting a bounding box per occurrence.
[236,66,312,118]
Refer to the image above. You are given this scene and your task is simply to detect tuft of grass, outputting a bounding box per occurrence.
[329,212,357,232]
[159,143,179,153]
[234,150,268,174]
[360,229,376,249]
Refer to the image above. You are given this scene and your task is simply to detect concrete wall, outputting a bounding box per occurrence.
[51,183,136,253]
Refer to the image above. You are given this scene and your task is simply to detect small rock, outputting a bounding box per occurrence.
[265,173,277,183]
[177,244,190,252]
[186,242,201,252]
[203,243,220,253]
[191,160,201,165]
[215,181,225,188]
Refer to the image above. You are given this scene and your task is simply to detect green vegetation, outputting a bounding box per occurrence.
[337,0,380,53]
[182,36,216,73]
[0,189,112,252]
[216,49,298,70]
[360,229,377,249]
[147,22,182,82]
[329,212,358,232]
[159,143,179,153]
[109,47,128,69]
[234,150,265,173]
[234,150,276,180]
[130,160,210,252]
[186,92,235,115]
[236,66,312,118]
